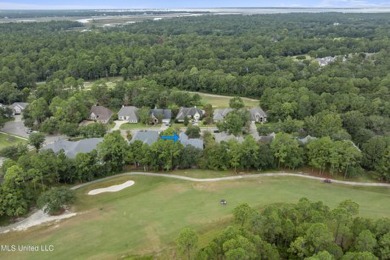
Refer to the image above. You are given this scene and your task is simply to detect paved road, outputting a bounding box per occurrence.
[72,171,390,190]
[1,115,29,138]
[186,91,258,102]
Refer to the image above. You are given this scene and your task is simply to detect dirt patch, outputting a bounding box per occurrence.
[192,182,243,192]
[144,223,162,252]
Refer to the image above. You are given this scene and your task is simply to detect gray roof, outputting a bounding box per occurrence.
[43,138,103,158]
[118,106,139,121]
[214,132,244,143]
[176,107,204,120]
[90,106,113,122]
[150,109,172,120]
[213,108,233,122]
[131,130,160,146]
[258,135,275,143]
[179,132,204,150]
[316,56,336,66]
[11,102,29,109]
[297,135,317,145]
[250,107,267,121]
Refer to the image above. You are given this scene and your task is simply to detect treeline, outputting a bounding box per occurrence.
[0,131,127,218]
[0,128,369,218]
[177,199,390,259]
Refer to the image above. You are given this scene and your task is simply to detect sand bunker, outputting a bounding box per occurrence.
[88,180,135,195]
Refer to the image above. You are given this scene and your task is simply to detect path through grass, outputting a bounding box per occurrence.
[0,133,27,150]
[1,175,388,259]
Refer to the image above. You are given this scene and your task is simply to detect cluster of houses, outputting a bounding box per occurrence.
[1,101,267,126]
[213,107,267,123]
[42,104,268,159]
[42,130,204,158]
[90,105,207,125]
[90,105,267,125]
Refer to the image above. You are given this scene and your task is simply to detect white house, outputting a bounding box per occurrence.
[10,102,29,115]
[118,106,139,123]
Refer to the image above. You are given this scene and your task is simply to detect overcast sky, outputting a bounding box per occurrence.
[0,0,388,9]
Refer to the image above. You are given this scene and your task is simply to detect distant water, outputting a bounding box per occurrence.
[185,7,390,14]
[97,7,390,14]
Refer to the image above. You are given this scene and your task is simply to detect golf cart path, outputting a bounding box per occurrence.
[72,172,390,190]
[186,91,258,102]
[2,172,388,234]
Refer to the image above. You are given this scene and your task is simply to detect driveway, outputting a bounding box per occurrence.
[110,120,127,132]
[1,115,29,138]
[249,122,261,140]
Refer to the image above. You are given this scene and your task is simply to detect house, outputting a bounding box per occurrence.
[213,108,233,123]
[249,107,267,123]
[179,132,204,150]
[89,105,113,124]
[316,56,336,67]
[10,102,29,115]
[118,106,139,123]
[42,138,103,158]
[130,130,159,146]
[214,132,244,143]
[176,107,204,122]
[150,109,172,125]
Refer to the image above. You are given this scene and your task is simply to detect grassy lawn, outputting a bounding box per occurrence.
[83,77,122,90]
[0,133,27,150]
[186,91,260,108]
[0,174,389,259]
[119,123,158,130]
[167,169,239,178]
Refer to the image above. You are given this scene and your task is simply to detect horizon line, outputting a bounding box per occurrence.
[1,6,390,11]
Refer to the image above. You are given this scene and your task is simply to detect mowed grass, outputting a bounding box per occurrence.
[1,175,389,260]
[119,123,160,130]
[83,77,122,90]
[186,91,260,108]
[0,133,27,150]
[119,123,144,130]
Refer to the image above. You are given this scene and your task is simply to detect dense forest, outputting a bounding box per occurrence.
[177,199,390,259]
[0,13,389,219]
[1,13,388,172]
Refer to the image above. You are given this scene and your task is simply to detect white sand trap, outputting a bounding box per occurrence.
[88,180,135,195]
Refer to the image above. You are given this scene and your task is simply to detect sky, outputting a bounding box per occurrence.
[0,0,389,10]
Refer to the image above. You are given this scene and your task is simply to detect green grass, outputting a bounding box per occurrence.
[119,123,158,130]
[0,133,27,150]
[168,169,242,178]
[186,91,260,108]
[83,77,122,90]
[0,173,389,259]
